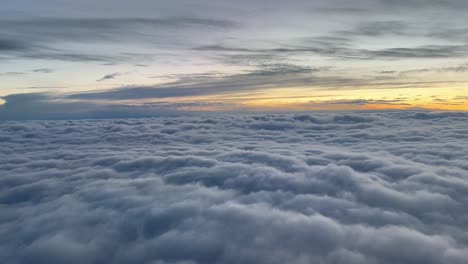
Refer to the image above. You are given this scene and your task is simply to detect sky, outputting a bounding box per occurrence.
[1,0,468,119]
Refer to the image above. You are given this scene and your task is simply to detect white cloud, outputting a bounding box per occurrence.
[1,111,468,263]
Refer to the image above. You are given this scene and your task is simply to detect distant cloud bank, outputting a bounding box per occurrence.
[1,112,468,263]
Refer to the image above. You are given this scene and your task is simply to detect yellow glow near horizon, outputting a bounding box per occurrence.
[2,76,468,112]
[228,84,468,111]
[119,84,468,112]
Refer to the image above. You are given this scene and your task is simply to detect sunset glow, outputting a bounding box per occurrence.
[3,2,468,264]
[2,1,468,119]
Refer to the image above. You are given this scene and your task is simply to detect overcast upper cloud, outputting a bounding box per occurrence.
[1,0,468,114]
[1,112,468,263]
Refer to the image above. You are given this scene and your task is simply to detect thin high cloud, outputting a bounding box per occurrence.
[1,0,468,116]
[97,72,123,82]
[32,68,54,74]
[1,76,467,120]
[0,17,238,64]
[195,42,468,60]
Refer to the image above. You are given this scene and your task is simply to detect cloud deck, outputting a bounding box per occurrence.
[1,111,468,263]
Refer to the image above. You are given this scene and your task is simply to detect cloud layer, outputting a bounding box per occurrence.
[2,0,468,111]
[1,112,468,263]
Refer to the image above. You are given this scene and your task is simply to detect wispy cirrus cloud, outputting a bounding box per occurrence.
[0,17,239,64]
[1,0,468,115]
[97,72,123,82]
[32,68,54,73]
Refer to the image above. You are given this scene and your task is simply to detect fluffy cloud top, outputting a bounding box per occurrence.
[1,111,468,264]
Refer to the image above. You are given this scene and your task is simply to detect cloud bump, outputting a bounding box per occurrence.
[1,112,468,263]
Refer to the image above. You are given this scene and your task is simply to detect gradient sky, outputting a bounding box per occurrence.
[1,0,468,119]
